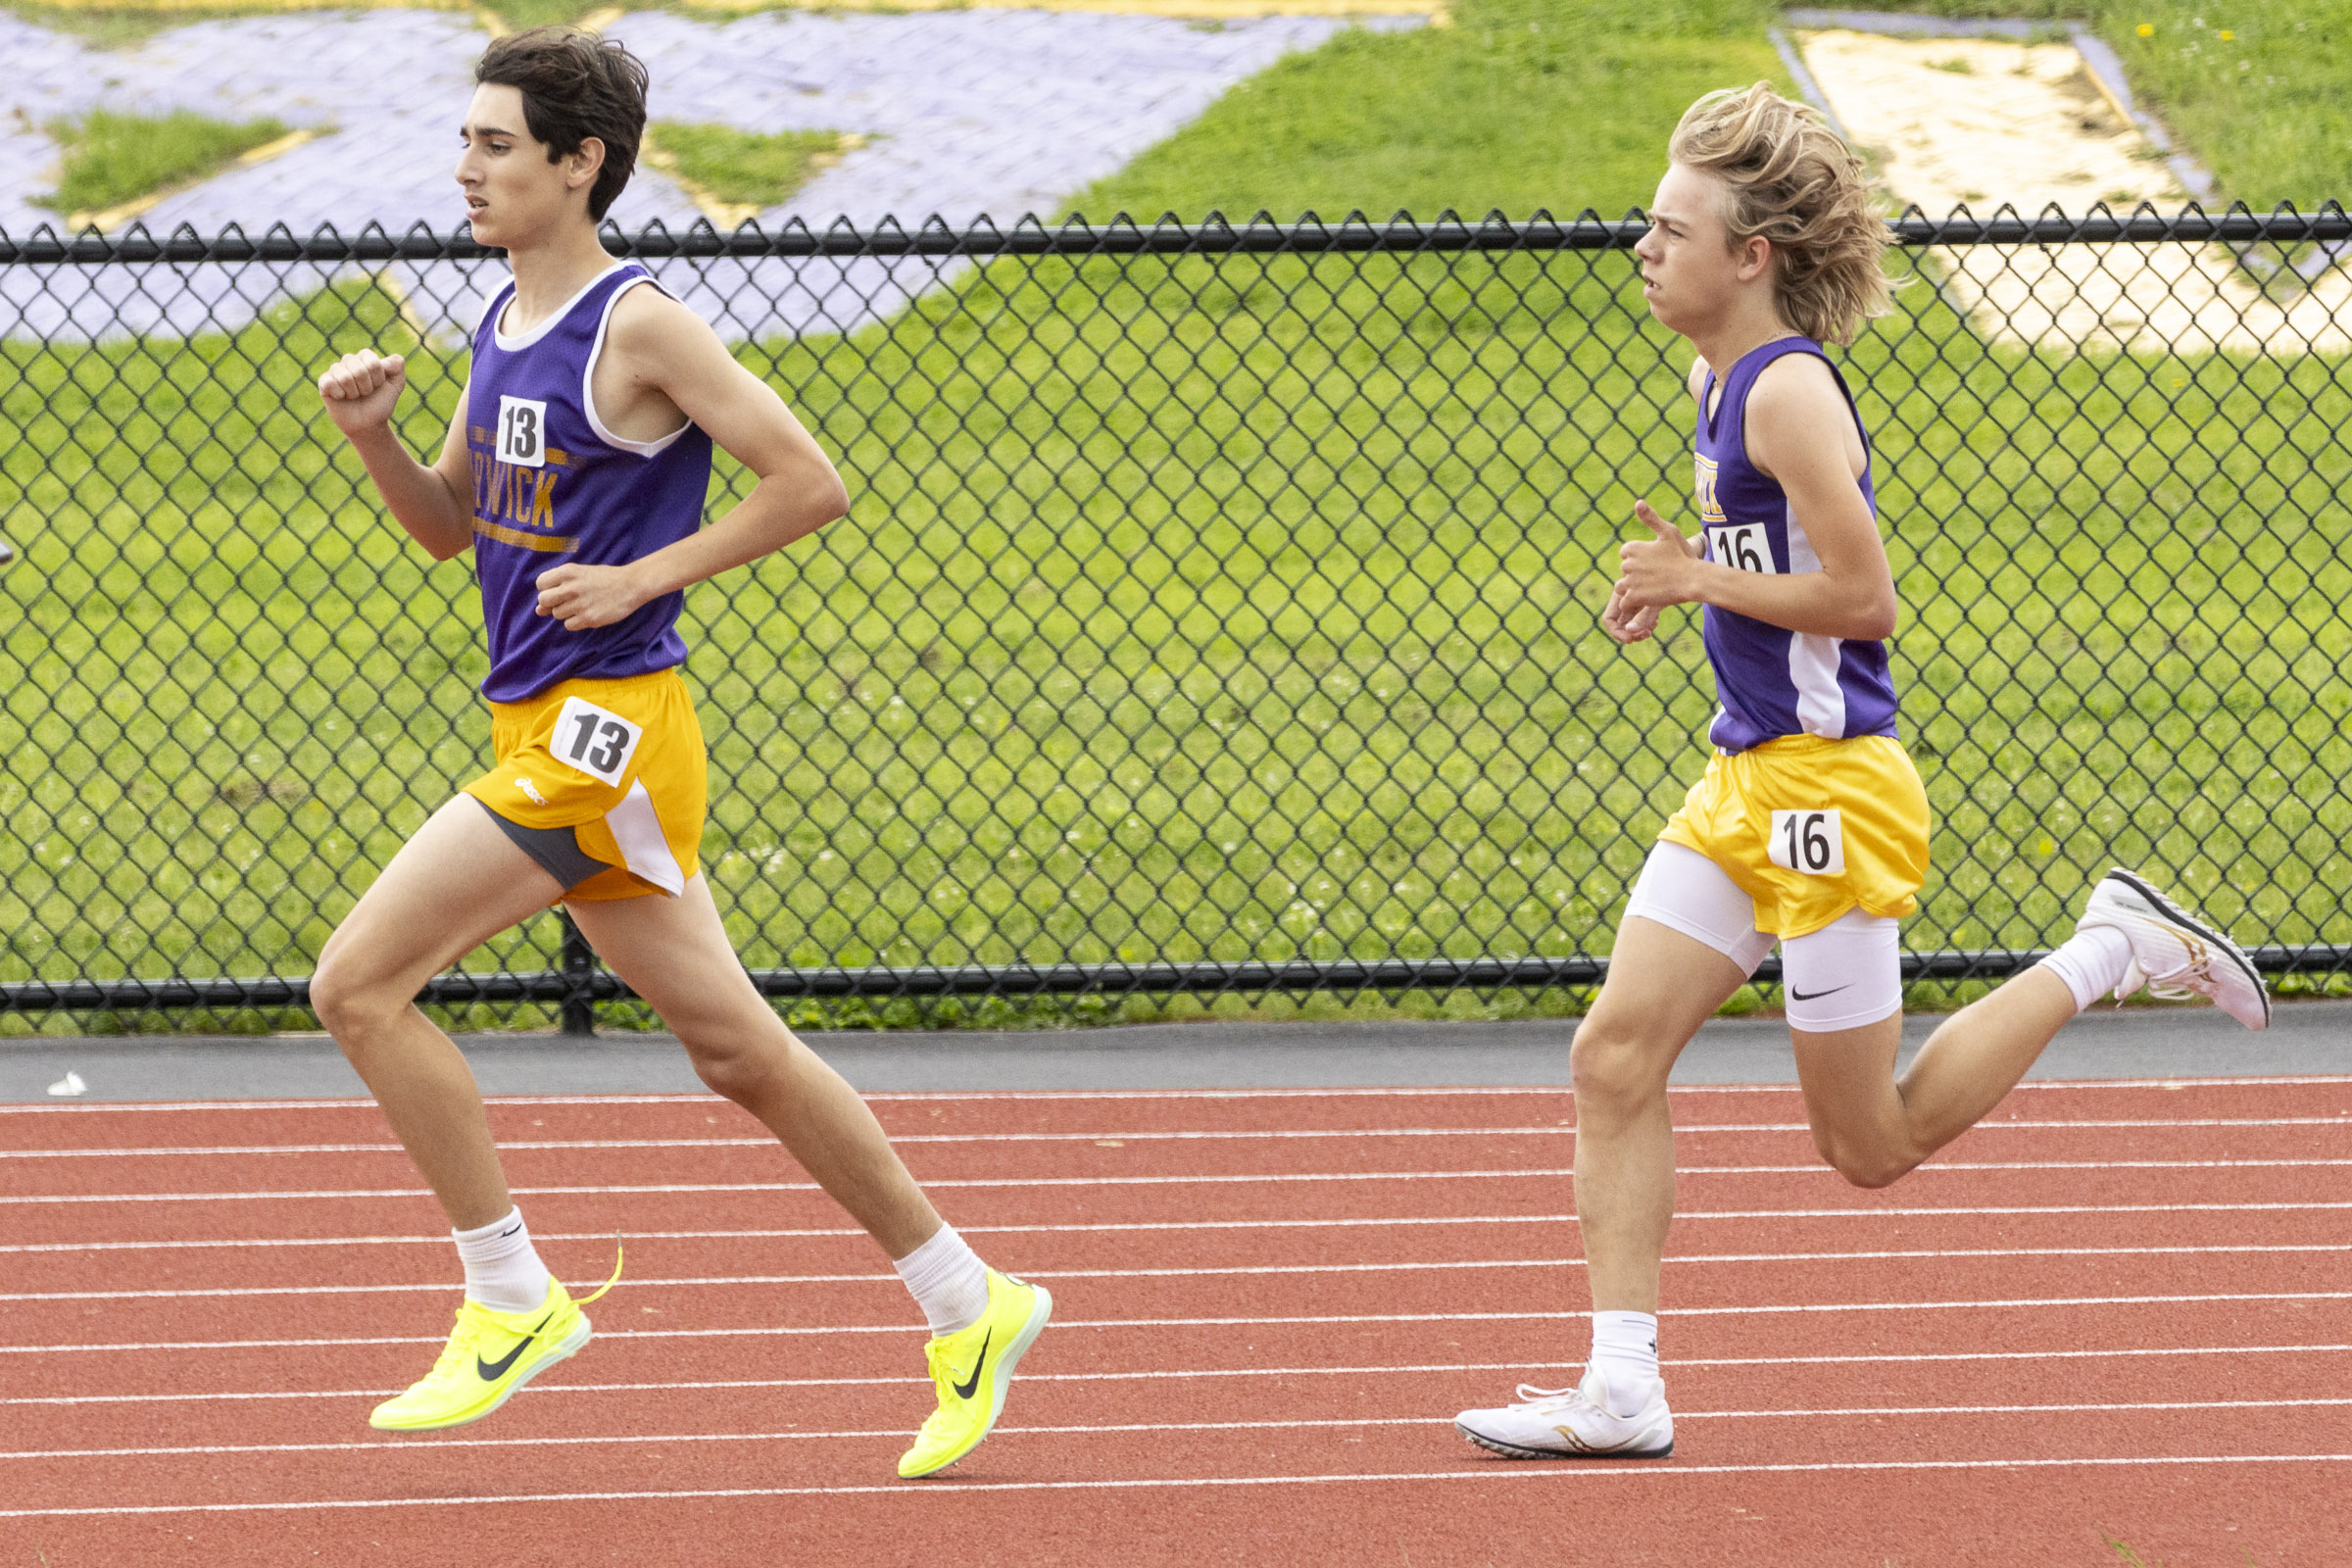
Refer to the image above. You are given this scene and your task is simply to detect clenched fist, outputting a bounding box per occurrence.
[318,349,407,437]
[535,563,651,631]
[1602,500,1702,645]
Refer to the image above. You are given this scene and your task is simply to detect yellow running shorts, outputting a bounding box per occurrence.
[1656,733,1930,940]
[461,667,707,903]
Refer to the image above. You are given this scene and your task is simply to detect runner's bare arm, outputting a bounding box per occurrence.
[532,288,848,631]
[1613,353,1895,641]
[317,350,476,561]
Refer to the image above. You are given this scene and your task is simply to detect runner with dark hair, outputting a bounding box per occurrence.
[315,25,1049,1478]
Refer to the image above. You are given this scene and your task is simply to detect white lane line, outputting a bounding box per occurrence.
[0,1422,1443,1460]
[0,1172,1573,1205]
[18,1342,2352,1407]
[6,1205,2346,1257]
[10,1293,2347,1354]
[9,1115,2345,1157]
[0,1218,1581,1255]
[0,1173,1571,1205]
[8,1451,2352,1516]
[16,1396,2352,1463]
[2,1074,2345,1117]
[1673,1201,2352,1218]
[6,1243,2346,1303]
[6,1157,2345,1204]
[0,1130,1595,1158]
[0,1089,1569,1114]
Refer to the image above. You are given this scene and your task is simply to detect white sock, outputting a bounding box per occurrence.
[1588,1309,1660,1417]
[453,1207,551,1315]
[2038,924,2134,1013]
[893,1223,991,1337]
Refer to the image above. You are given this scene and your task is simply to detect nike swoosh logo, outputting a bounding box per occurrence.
[952,1328,993,1401]
[476,1311,554,1382]
[1788,985,1850,1002]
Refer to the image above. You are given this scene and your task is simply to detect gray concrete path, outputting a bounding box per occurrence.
[4,1001,2344,1102]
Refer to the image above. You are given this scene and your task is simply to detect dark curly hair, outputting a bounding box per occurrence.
[475,26,649,221]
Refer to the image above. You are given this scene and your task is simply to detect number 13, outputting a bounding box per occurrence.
[567,712,629,776]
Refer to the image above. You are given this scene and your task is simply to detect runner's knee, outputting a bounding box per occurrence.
[1809,1126,1919,1189]
[310,944,410,1046]
[1570,1014,1674,1114]
[1825,1148,1918,1190]
[680,1026,794,1103]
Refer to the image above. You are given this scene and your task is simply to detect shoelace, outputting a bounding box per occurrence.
[424,1318,480,1382]
[1509,1382,1592,1412]
[923,1336,970,1399]
[436,1238,628,1377]
[2115,954,2206,1006]
[576,1239,625,1306]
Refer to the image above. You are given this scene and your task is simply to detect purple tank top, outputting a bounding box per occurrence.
[465,262,713,703]
[1691,336,1899,753]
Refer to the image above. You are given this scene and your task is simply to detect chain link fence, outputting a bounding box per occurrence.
[1,206,2347,1033]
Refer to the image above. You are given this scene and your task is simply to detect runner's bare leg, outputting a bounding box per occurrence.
[312,796,565,1231]
[1791,966,2078,1187]
[565,876,942,1258]
[1570,916,1750,1313]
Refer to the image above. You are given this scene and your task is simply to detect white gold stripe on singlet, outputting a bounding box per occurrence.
[1782,503,1847,737]
[582,275,693,459]
[607,780,686,896]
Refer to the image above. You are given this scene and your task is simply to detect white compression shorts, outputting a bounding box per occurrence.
[1621,839,1902,1032]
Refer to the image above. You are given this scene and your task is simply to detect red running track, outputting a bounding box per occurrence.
[0,1078,2346,1566]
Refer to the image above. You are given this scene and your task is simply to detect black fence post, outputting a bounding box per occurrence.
[559,913,597,1038]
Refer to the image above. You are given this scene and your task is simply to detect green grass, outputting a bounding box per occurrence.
[1838,1,2352,211]
[1068,0,1786,223]
[2101,3,2352,211]
[0,0,221,47]
[36,108,291,219]
[480,0,596,29]
[0,0,2346,1035]
[645,122,856,212]
[1,234,2347,1037]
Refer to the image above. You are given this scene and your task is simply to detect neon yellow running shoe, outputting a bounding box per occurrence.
[368,1247,621,1432]
[898,1268,1053,1478]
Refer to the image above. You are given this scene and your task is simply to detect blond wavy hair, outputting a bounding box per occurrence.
[1668,83,1893,345]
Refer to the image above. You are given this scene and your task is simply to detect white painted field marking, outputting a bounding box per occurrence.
[8,1156,2346,1204]
[6,1242,2346,1303]
[0,1422,1442,1460]
[7,1451,2352,1517]
[10,1292,2347,1355]
[0,1089,1567,1114]
[1693,1160,2352,1172]
[13,1396,2351,1464]
[1670,1201,2352,1219]
[0,1172,1574,1205]
[2,1074,2341,1116]
[7,1114,2344,1157]
[15,1342,2351,1408]
[10,1200,2350,1254]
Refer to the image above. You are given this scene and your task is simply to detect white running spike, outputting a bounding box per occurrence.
[2075,868,2270,1031]
[1454,1366,1674,1459]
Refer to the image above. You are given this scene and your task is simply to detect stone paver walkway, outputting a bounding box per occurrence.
[1,6,1422,340]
